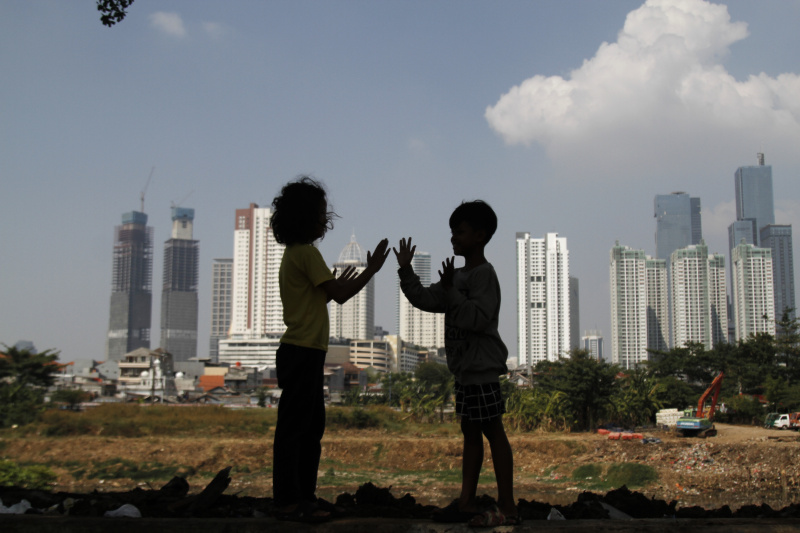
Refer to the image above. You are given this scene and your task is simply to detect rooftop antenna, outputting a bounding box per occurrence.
[141,167,155,212]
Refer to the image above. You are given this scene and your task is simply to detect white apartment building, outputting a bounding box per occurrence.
[220,203,285,368]
[329,235,374,341]
[670,242,728,350]
[732,241,775,341]
[517,232,571,366]
[609,243,649,369]
[645,257,669,352]
[397,251,445,350]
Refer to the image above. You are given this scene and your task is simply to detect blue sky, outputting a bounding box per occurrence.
[2,0,799,363]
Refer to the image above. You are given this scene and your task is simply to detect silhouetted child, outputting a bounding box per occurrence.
[270,176,389,522]
[394,200,519,527]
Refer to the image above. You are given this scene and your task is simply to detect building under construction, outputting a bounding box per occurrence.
[106,211,153,361]
[160,207,199,363]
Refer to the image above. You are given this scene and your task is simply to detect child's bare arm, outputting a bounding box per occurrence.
[322,239,390,304]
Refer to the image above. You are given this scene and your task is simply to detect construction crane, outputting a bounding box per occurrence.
[676,372,724,438]
[140,167,155,213]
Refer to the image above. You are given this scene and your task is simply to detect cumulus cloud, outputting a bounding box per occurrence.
[150,12,187,38]
[486,0,800,180]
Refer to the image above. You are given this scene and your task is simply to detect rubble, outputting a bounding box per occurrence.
[2,469,800,522]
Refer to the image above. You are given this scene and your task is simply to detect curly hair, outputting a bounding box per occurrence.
[271,176,336,245]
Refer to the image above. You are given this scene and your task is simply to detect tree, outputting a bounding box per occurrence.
[775,308,800,384]
[414,361,453,422]
[0,345,61,427]
[98,0,135,27]
[535,350,618,431]
[610,366,664,427]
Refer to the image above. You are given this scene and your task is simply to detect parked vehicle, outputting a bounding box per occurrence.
[771,412,800,430]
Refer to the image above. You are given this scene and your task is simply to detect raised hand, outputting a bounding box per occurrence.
[438,256,455,289]
[334,265,358,283]
[366,238,391,272]
[393,237,416,268]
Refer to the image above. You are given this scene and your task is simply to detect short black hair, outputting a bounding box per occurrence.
[270,176,336,245]
[449,200,498,244]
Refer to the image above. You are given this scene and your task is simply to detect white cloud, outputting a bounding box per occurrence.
[150,12,187,38]
[485,0,800,181]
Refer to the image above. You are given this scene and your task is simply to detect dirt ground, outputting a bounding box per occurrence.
[3,423,799,511]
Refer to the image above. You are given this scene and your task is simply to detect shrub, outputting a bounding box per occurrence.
[605,462,658,488]
[0,459,56,490]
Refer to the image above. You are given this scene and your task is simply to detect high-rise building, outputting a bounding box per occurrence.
[609,243,648,369]
[106,211,153,361]
[582,330,604,361]
[219,203,285,368]
[159,207,199,363]
[645,257,669,352]
[516,232,571,366]
[609,242,669,368]
[735,153,774,245]
[760,224,796,322]
[670,242,728,350]
[330,234,375,341]
[654,192,702,262]
[209,258,233,362]
[569,276,580,351]
[731,242,775,341]
[396,251,445,350]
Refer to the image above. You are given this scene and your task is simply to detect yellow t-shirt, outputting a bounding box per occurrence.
[279,244,334,351]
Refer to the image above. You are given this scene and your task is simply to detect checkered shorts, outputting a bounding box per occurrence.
[454,381,505,422]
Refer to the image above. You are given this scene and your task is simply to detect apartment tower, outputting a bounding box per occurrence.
[732,242,775,341]
[218,204,285,367]
[516,232,571,366]
[609,242,669,368]
[670,242,728,350]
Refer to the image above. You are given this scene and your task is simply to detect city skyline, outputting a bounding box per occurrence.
[3,1,800,363]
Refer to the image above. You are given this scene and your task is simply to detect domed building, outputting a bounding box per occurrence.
[329,234,375,342]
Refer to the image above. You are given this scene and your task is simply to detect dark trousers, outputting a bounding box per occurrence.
[272,343,326,507]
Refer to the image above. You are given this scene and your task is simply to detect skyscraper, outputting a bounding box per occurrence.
[669,242,728,350]
[609,242,669,368]
[760,225,796,322]
[209,258,233,362]
[397,251,445,350]
[160,207,199,363]
[731,242,775,341]
[516,232,571,366]
[654,192,702,262]
[734,153,774,245]
[330,234,375,341]
[106,211,153,361]
[219,203,285,368]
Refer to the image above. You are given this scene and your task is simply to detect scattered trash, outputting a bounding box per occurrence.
[0,498,31,514]
[104,503,142,518]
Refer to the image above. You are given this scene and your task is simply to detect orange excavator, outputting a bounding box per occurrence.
[676,372,724,438]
